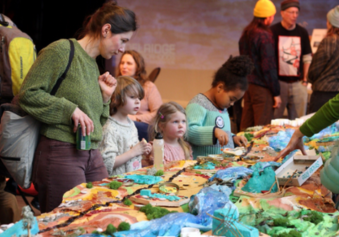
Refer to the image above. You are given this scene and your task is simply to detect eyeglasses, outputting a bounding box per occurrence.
[285,11,299,16]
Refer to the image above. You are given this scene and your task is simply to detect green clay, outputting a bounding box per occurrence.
[154,170,164,176]
[104,223,116,235]
[301,210,323,225]
[108,181,122,190]
[123,199,133,206]
[86,182,93,189]
[273,230,301,237]
[139,204,177,220]
[236,197,339,237]
[241,167,278,193]
[117,222,130,231]
[244,132,254,142]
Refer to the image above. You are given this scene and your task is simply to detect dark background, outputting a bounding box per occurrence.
[1,0,106,52]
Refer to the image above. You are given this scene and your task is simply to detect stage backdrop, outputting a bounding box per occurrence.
[115,0,337,107]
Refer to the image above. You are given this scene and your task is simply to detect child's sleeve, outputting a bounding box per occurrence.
[99,124,119,176]
[186,103,215,146]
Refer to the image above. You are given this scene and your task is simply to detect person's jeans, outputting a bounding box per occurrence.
[32,136,108,213]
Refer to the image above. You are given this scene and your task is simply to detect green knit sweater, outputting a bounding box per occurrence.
[300,93,339,137]
[18,38,110,149]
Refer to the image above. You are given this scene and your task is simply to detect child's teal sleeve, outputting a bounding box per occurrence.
[186,103,215,146]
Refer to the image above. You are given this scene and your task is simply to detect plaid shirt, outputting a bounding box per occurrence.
[239,28,280,96]
[308,34,339,92]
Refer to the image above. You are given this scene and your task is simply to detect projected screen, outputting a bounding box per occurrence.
[117,0,335,70]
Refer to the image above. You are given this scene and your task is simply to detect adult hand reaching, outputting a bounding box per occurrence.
[72,107,94,135]
[98,71,118,103]
[273,128,307,161]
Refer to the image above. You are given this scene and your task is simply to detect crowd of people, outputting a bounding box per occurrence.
[1,0,339,227]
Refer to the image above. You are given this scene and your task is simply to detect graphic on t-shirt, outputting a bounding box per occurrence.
[278,36,301,77]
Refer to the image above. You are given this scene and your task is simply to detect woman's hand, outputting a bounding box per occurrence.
[274,128,306,161]
[98,72,117,103]
[233,135,248,147]
[214,128,229,147]
[72,107,94,135]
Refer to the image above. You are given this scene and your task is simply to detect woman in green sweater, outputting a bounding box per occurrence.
[18,2,137,213]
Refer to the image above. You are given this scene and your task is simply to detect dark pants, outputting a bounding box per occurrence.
[309,91,338,114]
[134,121,149,141]
[32,136,108,213]
[240,84,274,131]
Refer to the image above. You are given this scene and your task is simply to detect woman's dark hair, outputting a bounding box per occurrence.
[212,55,254,92]
[241,17,270,39]
[117,50,148,86]
[78,1,137,39]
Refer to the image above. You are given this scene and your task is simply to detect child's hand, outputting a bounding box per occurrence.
[214,128,229,147]
[144,142,152,155]
[130,141,149,157]
[233,135,248,147]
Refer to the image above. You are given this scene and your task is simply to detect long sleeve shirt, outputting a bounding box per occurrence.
[308,35,339,92]
[99,116,141,176]
[186,94,234,159]
[300,93,339,137]
[18,39,110,149]
[239,28,280,97]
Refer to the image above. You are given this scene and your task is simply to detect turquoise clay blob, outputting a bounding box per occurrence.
[242,167,278,193]
[124,175,163,184]
[194,161,216,170]
[140,189,180,201]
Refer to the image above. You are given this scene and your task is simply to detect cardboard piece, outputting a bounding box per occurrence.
[275,155,323,187]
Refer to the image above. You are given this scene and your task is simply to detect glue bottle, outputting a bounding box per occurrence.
[153,132,164,171]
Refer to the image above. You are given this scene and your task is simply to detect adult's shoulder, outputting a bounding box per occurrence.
[270,22,282,32]
[38,39,73,58]
[296,24,310,36]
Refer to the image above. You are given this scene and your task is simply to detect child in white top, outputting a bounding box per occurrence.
[145,102,193,166]
[99,76,152,175]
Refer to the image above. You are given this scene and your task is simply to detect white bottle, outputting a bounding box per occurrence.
[153,132,164,171]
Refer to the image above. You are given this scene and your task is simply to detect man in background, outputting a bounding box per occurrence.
[271,0,312,120]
